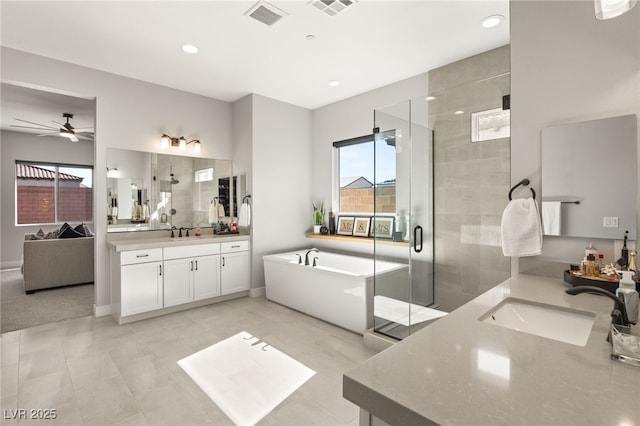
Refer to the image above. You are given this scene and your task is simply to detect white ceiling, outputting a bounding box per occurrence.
[0,0,509,130]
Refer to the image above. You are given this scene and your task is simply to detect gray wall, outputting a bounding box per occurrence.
[429,45,511,312]
[250,94,312,288]
[1,130,95,267]
[1,47,233,312]
[511,1,639,274]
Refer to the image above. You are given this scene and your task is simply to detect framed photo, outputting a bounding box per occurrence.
[337,216,355,236]
[369,216,394,239]
[353,217,371,237]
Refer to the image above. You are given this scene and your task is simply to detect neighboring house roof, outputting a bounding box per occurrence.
[16,164,84,182]
[340,176,373,189]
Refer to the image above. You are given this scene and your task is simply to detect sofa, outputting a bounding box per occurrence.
[22,225,94,294]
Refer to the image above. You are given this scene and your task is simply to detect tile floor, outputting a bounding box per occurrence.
[1,296,378,425]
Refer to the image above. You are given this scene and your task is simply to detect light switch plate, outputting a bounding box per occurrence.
[603,216,619,227]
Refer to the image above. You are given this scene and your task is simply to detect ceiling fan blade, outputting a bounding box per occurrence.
[36,133,57,137]
[11,124,57,130]
[13,118,58,130]
[76,134,93,141]
[73,126,94,131]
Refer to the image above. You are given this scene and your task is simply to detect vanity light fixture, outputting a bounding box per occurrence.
[594,0,637,19]
[106,167,119,177]
[160,134,202,154]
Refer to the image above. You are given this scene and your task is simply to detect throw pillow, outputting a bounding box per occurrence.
[45,230,59,239]
[82,224,94,237]
[58,223,83,239]
[73,223,87,237]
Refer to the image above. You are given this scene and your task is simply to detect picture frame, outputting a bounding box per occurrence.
[369,216,394,239]
[353,217,371,237]
[337,216,355,236]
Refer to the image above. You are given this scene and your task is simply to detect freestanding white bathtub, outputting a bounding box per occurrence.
[263,249,408,334]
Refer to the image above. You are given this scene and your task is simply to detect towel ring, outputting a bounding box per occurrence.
[509,178,536,200]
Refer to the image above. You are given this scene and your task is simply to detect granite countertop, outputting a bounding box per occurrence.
[106,233,249,252]
[343,274,640,425]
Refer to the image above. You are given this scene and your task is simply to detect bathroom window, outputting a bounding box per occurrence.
[334,135,396,214]
[15,161,93,225]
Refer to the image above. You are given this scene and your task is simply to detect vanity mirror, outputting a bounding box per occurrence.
[541,114,637,240]
[106,148,240,232]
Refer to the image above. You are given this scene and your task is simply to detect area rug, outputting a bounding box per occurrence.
[374,295,447,326]
[1,269,94,333]
[177,331,315,426]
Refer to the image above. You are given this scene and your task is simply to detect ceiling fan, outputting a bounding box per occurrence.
[11,112,94,142]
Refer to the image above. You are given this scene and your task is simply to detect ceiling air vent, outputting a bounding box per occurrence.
[245,1,288,26]
[309,0,357,16]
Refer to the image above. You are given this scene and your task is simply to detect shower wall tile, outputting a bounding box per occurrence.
[430,45,511,312]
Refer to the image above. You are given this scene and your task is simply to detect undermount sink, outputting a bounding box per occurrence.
[478,297,596,346]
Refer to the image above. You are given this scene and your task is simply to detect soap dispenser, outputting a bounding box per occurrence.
[616,270,639,324]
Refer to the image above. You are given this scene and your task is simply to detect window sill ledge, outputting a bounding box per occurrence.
[304,233,409,247]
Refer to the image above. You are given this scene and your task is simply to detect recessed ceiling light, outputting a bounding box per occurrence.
[454,110,464,115]
[481,14,504,28]
[305,34,316,41]
[181,44,199,54]
[328,80,341,87]
[425,96,437,101]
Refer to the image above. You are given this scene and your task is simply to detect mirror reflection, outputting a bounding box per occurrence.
[106,149,243,232]
[541,114,637,240]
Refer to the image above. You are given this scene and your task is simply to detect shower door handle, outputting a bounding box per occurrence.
[414,225,423,253]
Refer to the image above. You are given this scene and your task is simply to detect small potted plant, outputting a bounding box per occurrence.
[312,201,325,234]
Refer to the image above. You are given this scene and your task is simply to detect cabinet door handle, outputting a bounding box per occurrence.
[136,254,149,258]
[231,245,241,248]
[222,257,225,267]
[159,265,162,276]
[195,260,198,271]
[190,261,194,271]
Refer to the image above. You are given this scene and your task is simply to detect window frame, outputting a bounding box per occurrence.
[15,160,94,226]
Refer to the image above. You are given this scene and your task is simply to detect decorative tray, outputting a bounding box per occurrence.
[563,270,640,293]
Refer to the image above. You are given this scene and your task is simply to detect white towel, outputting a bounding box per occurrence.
[217,203,225,218]
[238,202,251,227]
[541,201,561,236]
[501,198,543,257]
[208,202,218,224]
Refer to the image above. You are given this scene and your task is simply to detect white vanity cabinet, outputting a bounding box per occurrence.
[220,241,250,295]
[110,237,249,324]
[163,243,221,307]
[119,248,163,316]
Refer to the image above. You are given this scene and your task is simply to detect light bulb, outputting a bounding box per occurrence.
[193,141,201,154]
[160,135,170,149]
[179,137,186,150]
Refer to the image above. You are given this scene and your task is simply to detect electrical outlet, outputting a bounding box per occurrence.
[603,216,619,227]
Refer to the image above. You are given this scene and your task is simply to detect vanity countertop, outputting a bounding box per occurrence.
[343,274,640,425]
[106,233,249,252]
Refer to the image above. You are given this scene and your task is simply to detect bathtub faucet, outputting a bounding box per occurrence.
[305,248,319,266]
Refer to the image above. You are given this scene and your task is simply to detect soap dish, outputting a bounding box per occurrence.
[610,324,640,367]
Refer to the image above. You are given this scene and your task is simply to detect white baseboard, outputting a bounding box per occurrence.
[249,286,265,298]
[93,304,112,317]
[1,261,22,270]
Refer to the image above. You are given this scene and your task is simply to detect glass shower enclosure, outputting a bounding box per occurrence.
[372,98,436,340]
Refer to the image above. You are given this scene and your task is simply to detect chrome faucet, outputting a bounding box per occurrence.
[295,254,302,264]
[312,257,319,267]
[305,248,319,266]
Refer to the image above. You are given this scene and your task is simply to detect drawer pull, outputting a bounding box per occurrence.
[231,245,241,248]
[136,254,150,258]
